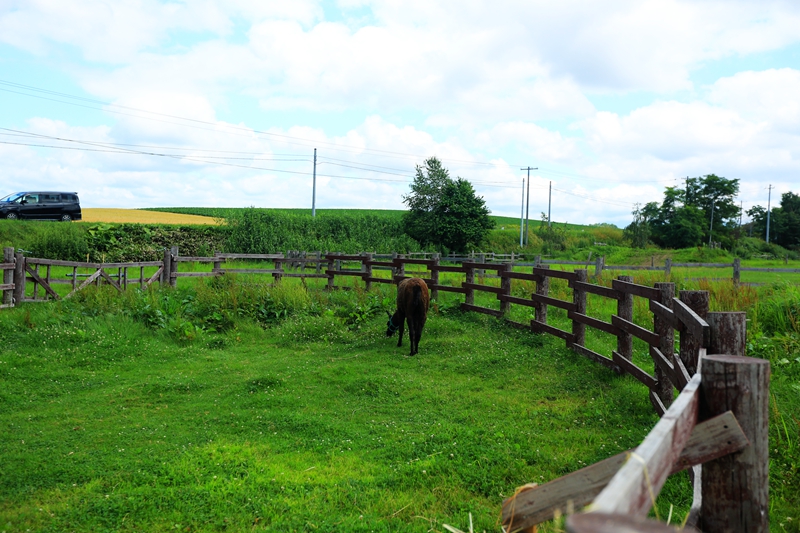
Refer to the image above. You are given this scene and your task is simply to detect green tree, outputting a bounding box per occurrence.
[402,157,494,252]
[647,175,740,248]
[773,192,800,248]
[745,204,767,238]
[624,202,654,248]
[750,191,800,248]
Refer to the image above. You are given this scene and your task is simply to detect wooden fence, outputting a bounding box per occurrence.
[1,246,770,530]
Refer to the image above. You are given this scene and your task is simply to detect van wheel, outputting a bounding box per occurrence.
[5,213,17,220]
[60,214,72,222]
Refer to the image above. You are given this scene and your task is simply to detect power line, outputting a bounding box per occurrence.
[0,79,685,189]
[0,79,521,168]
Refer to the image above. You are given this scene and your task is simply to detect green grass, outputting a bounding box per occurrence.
[0,280,678,532]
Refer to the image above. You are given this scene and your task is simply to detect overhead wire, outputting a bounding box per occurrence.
[0,80,675,206]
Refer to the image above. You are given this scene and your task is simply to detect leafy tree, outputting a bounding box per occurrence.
[402,157,494,252]
[773,192,800,248]
[749,191,800,248]
[745,204,767,238]
[646,175,740,248]
[624,203,654,248]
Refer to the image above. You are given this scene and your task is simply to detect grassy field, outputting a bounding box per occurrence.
[1,272,798,531]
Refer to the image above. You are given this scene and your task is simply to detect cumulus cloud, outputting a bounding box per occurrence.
[2,0,799,224]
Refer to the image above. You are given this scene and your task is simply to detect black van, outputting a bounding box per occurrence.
[0,191,82,221]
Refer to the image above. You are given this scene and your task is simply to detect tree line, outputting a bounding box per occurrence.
[624,174,799,251]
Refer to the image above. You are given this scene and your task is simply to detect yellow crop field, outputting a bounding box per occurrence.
[80,209,221,225]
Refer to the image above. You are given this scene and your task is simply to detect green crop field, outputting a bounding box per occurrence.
[1,271,798,531]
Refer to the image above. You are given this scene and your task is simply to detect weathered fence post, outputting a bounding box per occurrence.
[679,290,709,375]
[700,354,770,532]
[500,262,512,315]
[273,253,284,284]
[533,265,549,325]
[161,248,172,287]
[616,275,634,361]
[396,254,405,280]
[594,255,604,279]
[733,257,741,285]
[707,312,747,356]
[315,251,322,274]
[571,269,588,349]
[478,253,485,279]
[390,252,398,280]
[653,282,675,407]
[363,253,372,291]
[326,253,336,290]
[664,258,672,278]
[464,261,475,306]
[170,246,178,287]
[13,250,25,304]
[3,247,13,307]
[213,252,222,277]
[431,253,440,301]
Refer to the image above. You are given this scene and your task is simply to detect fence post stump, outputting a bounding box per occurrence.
[653,282,676,407]
[13,251,25,304]
[396,255,406,280]
[315,251,322,274]
[431,253,440,301]
[363,253,372,291]
[500,262,512,315]
[679,290,709,376]
[616,275,634,362]
[170,246,178,287]
[733,257,741,285]
[533,265,550,325]
[664,258,672,278]
[3,247,13,306]
[707,312,747,356]
[464,262,475,306]
[571,269,587,348]
[700,354,770,533]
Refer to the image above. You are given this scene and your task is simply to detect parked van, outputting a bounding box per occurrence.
[0,192,82,221]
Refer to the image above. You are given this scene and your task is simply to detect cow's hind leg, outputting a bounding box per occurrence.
[397,318,405,347]
[409,319,419,355]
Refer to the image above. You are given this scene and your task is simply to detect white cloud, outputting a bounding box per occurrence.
[707,68,800,133]
[2,0,800,225]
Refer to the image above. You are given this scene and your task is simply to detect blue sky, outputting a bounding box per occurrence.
[1,0,799,227]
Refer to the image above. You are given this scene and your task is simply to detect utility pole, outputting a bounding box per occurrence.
[739,201,743,229]
[685,176,689,204]
[709,198,715,247]
[766,184,773,243]
[548,181,552,228]
[520,167,537,245]
[311,148,317,217]
[519,178,525,247]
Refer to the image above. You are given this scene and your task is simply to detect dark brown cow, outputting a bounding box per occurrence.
[386,277,430,356]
